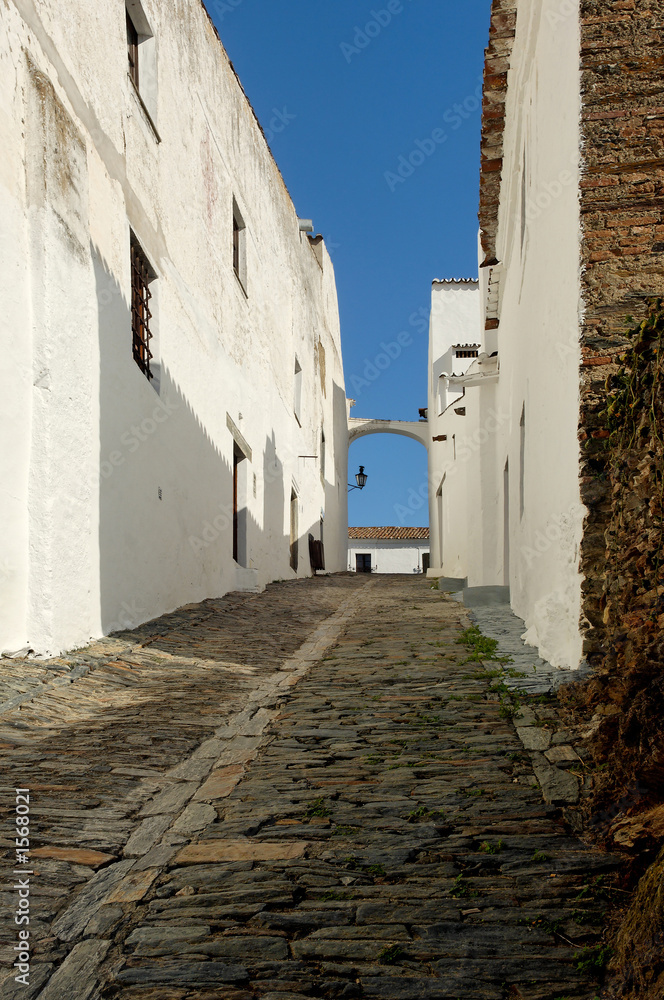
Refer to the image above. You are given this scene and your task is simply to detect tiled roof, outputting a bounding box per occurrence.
[348,527,430,540]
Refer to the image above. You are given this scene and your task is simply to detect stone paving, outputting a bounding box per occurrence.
[465,605,594,696]
[0,576,617,1000]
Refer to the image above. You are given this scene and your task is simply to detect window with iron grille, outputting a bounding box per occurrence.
[127,10,139,89]
[130,234,155,380]
[455,349,479,359]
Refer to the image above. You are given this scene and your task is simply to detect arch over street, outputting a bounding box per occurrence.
[348,417,428,448]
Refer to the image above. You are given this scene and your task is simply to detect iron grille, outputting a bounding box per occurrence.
[131,237,154,380]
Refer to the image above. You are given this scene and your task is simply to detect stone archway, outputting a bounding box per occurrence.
[348,417,428,447]
[346,416,430,575]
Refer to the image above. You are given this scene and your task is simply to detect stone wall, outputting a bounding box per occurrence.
[478,0,517,270]
[578,0,664,665]
[574,305,664,835]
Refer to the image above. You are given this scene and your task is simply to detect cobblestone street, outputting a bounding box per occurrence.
[0,576,615,1000]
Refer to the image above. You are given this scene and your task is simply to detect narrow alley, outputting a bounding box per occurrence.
[0,577,615,1000]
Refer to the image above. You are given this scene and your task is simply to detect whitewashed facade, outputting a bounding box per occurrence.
[0,0,348,656]
[426,280,483,582]
[348,529,429,575]
[427,0,585,670]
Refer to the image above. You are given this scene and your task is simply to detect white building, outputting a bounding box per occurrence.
[1,0,348,656]
[348,528,430,575]
[427,280,483,583]
[427,0,588,671]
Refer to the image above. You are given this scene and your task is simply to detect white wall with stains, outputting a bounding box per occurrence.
[426,280,482,581]
[426,0,585,670]
[0,0,348,655]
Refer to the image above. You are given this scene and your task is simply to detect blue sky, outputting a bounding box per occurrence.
[209,0,492,526]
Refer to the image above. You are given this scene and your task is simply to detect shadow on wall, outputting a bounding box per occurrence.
[263,431,285,569]
[94,246,328,636]
[332,380,349,550]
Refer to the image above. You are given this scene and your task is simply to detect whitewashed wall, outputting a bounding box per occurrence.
[348,541,430,574]
[426,0,585,669]
[426,281,482,579]
[486,0,584,668]
[0,0,347,655]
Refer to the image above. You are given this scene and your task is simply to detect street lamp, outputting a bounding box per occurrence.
[348,466,368,492]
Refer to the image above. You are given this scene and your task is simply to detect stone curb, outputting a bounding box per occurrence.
[477,666,583,807]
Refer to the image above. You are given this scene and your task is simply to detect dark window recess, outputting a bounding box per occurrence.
[131,237,154,380]
[455,349,479,359]
[233,216,240,277]
[127,11,139,89]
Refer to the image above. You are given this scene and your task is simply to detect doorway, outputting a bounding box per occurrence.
[436,479,445,567]
[356,554,372,573]
[503,459,510,586]
[233,444,248,566]
[290,489,299,572]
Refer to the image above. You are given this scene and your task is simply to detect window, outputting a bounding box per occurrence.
[293,358,302,425]
[130,234,156,381]
[233,216,240,274]
[455,349,479,359]
[232,199,247,292]
[126,10,139,89]
[125,2,159,132]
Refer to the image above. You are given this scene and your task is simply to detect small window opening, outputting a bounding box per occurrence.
[232,199,247,292]
[130,233,156,381]
[127,10,139,89]
[233,217,240,275]
[293,358,303,425]
[125,1,158,130]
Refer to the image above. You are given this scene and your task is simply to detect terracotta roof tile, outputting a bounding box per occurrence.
[348,527,430,540]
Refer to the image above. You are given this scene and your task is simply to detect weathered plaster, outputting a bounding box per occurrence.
[1,0,347,655]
